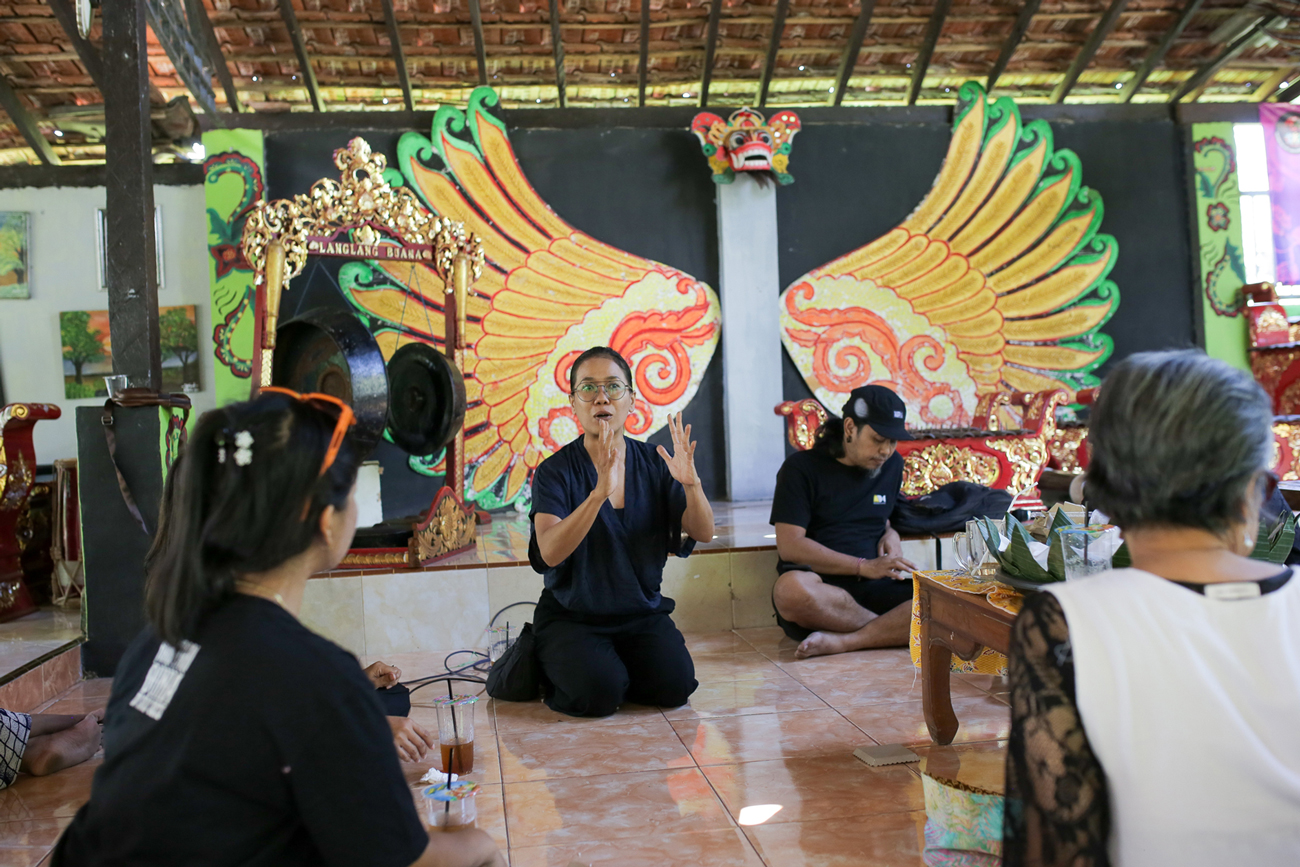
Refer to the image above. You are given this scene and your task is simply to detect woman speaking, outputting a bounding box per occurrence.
[529,346,715,717]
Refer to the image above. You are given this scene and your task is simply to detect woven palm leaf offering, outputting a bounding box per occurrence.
[976,507,1296,590]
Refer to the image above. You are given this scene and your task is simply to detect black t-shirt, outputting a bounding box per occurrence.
[52,595,428,867]
[769,448,904,560]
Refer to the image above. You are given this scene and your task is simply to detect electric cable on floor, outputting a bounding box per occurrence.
[398,600,537,700]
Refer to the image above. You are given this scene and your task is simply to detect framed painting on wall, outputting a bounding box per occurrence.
[0,212,30,299]
[59,304,201,399]
[96,206,163,291]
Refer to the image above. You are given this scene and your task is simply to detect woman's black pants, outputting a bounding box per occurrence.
[533,607,698,718]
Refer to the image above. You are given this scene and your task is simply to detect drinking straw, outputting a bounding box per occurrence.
[445,681,458,820]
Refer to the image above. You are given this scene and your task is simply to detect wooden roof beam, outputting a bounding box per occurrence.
[1051,0,1130,103]
[907,0,952,105]
[0,75,58,165]
[548,0,567,108]
[46,0,105,89]
[1276,76,1300,104]
[144,0,218,117]
[758,0,791,107]
[379,0,414,111]
[277,0,323,111]
[185,0,242,112]
[987,0,1042,92]
[638,0,650,106]
[1171,14,1275,103]
[1118,0,1203,103]
[468,0,489,86]
[829,0,877,107]
[699,0,722,107]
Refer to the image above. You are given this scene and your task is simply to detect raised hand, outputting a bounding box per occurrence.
[592,419,624,502]
[656,412,700,487]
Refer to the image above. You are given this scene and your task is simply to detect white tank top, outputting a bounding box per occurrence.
[1046,568,1300,866]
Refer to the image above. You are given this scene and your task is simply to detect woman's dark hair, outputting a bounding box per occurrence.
[1086,349,1272,535]
[813,417,847,458]
[144,393,362,645]
[568,346,634,395]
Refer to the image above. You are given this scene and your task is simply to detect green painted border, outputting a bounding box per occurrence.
[1190,122,1249,371]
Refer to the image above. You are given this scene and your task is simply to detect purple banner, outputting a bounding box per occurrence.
[1261,104,1300,282]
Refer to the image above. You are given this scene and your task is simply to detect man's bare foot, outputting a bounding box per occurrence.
[796,631,856,659]
[22,713,102,777]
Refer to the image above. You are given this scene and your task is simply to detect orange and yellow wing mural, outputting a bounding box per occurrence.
[780,81,1119,427]
[340,87,720,509]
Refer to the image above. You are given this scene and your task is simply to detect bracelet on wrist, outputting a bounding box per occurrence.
[855,556,865,577]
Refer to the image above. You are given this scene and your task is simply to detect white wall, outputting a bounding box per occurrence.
[0,184,215,462]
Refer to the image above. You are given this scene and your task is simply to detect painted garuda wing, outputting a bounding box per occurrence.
[343,87,720,508]
[780,81,1118,427]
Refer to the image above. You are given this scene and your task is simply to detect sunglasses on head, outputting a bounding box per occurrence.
[260,387,357,477]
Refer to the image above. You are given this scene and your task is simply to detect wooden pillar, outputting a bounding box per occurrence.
[102,0,161,389]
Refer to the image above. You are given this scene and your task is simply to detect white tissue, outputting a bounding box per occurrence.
[421,769,459,784]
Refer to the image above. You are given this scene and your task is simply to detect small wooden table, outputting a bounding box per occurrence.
[916,571,1017,745]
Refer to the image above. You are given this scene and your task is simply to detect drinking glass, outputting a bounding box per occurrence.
[489,623,517,664]
[952,523,988,577]
[423,780,479,831]
[103,375,128,401]
[1059,527,1113,581]
[431,694,478,775]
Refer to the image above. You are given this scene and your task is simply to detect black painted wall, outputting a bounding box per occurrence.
[265,109,1195,506]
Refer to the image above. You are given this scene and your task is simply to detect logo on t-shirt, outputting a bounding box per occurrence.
[873,494,887,504]
[129,641,201,721]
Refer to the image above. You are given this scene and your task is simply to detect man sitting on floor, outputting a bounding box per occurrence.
[771,385,918,659]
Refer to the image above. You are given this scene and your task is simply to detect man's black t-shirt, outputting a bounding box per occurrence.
[769,449,904,559]
[52,595,429,867]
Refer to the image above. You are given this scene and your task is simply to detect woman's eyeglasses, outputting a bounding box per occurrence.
[573,381,629,402]
[260,386,357,476]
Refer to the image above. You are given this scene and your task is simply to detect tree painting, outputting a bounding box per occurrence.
[0,212,29,299]
[58,306,201,399]
[60,310,109,398]
[159,305,200,392]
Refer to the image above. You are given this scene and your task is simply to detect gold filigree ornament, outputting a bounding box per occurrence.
[900,443,1001,496]
[241,136,485,290]
[415,491,477,563]
[1047,426,1089,475]
[984,437,1049,499]
[1256,307,1290,338]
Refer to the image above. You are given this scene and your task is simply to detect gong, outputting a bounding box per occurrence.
[386,342,466,458]
[273,307,389,457]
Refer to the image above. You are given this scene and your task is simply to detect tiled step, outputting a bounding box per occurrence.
[0,642,83,713]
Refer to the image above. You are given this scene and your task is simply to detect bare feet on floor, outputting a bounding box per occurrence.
[795,631,858,659]
[22,712,103,777]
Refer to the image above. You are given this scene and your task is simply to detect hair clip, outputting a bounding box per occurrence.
[233,431,254,467]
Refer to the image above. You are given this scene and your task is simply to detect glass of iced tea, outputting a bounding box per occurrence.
[431,694,478,775]
[423,780,479,832]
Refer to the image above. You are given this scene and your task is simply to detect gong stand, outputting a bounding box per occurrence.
[241,138,484,566]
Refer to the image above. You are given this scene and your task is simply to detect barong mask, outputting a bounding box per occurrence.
[690,107,801,186]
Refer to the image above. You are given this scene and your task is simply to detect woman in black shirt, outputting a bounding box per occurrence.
[53,389,503,867]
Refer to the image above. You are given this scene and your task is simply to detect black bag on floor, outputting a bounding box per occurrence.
[891,481,1013,536]
[486,622,542,702]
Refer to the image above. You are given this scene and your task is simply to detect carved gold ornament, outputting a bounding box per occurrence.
[338,551,414,569]
[241,137,484,288]
[415,491,477,563]
[1047,426,1089,475]
[900,442,1001,496]
[1254,307,1290,338]
[984,437,1049,498]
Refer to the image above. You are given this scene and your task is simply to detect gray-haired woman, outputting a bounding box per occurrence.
[1003,350,1300,867]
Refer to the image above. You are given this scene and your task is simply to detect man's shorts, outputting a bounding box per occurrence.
[772,560,914,642]
[0,710,31,789]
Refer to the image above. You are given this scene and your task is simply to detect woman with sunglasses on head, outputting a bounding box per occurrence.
[1003,350,1300,867]
[52,389,504,867]
[528,347,715,717]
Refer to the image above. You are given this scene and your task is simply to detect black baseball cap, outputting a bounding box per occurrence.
[842,385,913,441]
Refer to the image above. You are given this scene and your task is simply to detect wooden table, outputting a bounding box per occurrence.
[916,571,1017,745]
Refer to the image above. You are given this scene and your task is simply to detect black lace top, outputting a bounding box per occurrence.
[1003,572,1294,866]
[1002,590,1110,867]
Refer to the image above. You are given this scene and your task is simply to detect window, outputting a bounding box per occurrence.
[1233,123,1300,299]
